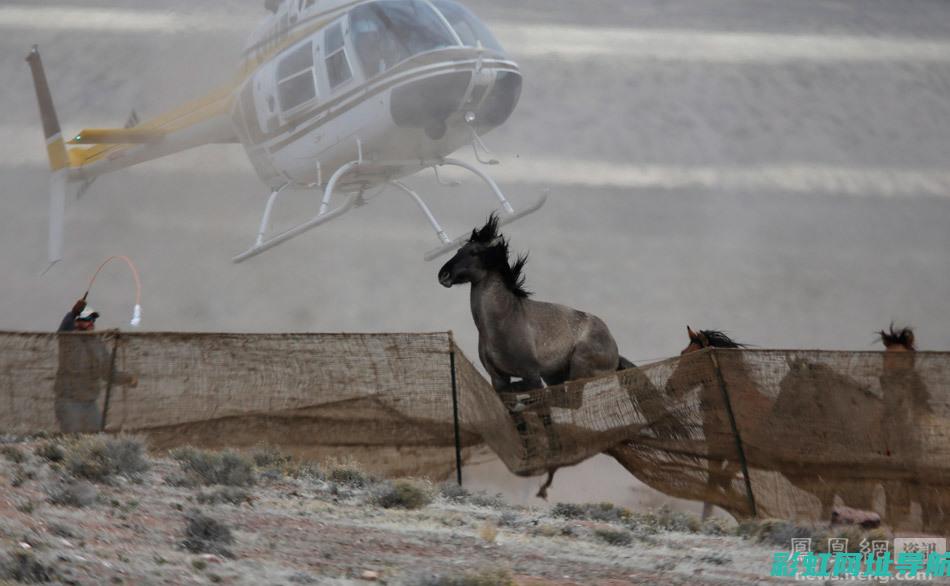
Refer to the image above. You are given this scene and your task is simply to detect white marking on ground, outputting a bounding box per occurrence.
[486,157,950,199]
[4,5,950,62]
[4,124,949,199]
[494,24,950,62]
[0,6,250,33]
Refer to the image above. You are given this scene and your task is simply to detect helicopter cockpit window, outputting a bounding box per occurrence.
[325,22,353,89]
[277,41,317,112]
[430,0,503,52]
[350,0,457,78]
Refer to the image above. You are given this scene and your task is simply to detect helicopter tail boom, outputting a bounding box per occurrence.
[25,45,70,264]
[26,45,241,265]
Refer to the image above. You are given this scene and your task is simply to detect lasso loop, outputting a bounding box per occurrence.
[85,256,142,326]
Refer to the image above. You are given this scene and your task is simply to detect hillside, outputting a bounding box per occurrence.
[0,435,843,585]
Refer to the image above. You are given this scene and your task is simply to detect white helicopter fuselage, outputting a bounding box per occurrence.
[232,0,522,192]
[28,0,536,264]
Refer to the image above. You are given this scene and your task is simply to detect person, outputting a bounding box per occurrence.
[53,300,134,432]
[58,298,91,332]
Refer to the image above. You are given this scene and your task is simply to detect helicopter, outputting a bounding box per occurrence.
[26,0,545,265]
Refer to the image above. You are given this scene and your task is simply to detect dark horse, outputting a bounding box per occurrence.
[439,215,633,496]
[878,324,934,530]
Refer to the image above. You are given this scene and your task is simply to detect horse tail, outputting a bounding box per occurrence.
[618,355,636,370]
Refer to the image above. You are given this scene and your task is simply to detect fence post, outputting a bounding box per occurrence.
[99,330,120,433]
[710,350,757,517]
[449,333,463,486]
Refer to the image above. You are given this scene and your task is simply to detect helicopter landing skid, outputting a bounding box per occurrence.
[232,158,546,263]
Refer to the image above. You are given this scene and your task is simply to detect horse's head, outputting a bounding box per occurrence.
[681,325,744,355]
[880,323,916,371]
[879,323,915,352]
[667,326,747,394]
[438,214,530,297]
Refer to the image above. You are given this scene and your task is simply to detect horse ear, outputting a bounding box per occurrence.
[471,213,500,243]
[686,325,697,340]
[903,328,916,349]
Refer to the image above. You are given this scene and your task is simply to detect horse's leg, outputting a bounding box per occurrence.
[536,468,556,499]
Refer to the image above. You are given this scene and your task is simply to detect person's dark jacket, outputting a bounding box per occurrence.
[58,311,79,332]
[58,300,87,332]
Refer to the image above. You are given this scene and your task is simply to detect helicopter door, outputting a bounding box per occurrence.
[237,81,266,145]
[255,67,280,135]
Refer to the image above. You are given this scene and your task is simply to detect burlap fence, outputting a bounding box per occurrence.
[1,331,947,534]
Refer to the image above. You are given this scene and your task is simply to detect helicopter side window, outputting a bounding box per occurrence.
[325,22,353,89]
[430,0,503,52]
[276,41,317,113]
[350,1,456,78]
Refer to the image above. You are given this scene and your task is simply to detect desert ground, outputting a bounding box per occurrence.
[3,435,907,585]
[1,0,950,573]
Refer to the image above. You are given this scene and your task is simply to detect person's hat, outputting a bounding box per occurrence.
[77,307,99,321]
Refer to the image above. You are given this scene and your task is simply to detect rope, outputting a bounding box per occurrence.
[84,256,142,327]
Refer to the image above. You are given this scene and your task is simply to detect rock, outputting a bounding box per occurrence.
[831,506,881,529]
[360,570,379,581]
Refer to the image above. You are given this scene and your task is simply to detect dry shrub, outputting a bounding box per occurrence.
[439,483,507,510]
[700,517,731,535]
[469,492,505,509]
[0,549,54,583]
[439,482,470,502]
[0,445,26,464]
[171,447,255,487]
[64,435,148,482]
[552,502,630,523]
[34,441,65,463]
[413,567,514,586]
[325,457,369,488]
[478,521,498,543]
[375,480,433,510]
[196,487,252,506]
[699,552,732,566]
[629,505,700,533]
[593,527,633,546]
[289,462,324,482]
[10,465,35,488]
[45,477,98,508]
[182,509,234,557]
[532,524,561,538]
[249,444,292,468]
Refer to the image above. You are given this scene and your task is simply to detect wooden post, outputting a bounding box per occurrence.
[449,336,463,486]
[99,331,119,433]
[710,350,757,517]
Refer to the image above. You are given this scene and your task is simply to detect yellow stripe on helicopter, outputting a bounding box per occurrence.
[69,127,166,145]
[66,82,237,167]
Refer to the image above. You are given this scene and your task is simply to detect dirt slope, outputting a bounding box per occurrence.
[0,437,796,585]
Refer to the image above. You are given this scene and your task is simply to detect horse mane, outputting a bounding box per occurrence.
[879,323,915,350]
[469,214,531,298]
[695,329,746,349]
